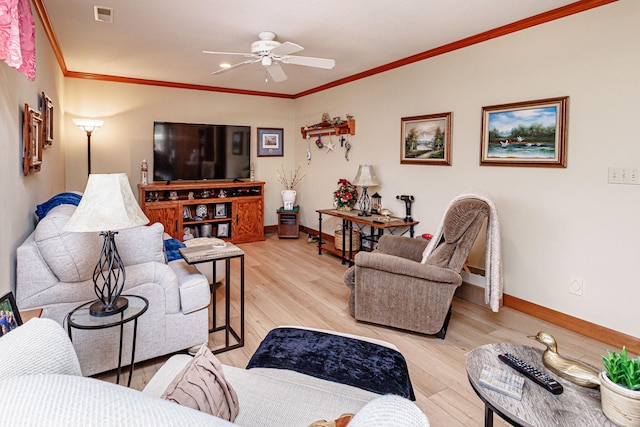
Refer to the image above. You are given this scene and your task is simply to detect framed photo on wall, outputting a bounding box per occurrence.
[257,127,283,157]
[480,96,568,167]
[41,92,54,147]
[23,103,43,176]
[400,112,452,166]
[0,292,23,336]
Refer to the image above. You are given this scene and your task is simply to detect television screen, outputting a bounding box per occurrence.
[153,122,251,182]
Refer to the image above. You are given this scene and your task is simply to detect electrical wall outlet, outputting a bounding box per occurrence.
[569,278,584,296]
[608,167,640,184]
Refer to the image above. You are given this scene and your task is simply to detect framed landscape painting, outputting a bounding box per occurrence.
[480,96,568,167]
[401,112,452,165]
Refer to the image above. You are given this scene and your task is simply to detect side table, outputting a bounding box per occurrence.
[67,295,148,387]
[467,343,613,427]
[277,206,300,239]
[179,242,245,354]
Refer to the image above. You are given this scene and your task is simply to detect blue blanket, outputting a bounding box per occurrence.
[35,192,82,220]
[247,327,415,400]
[164,238,185,262]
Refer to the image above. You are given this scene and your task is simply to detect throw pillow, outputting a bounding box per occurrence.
[34,205,102,282]
[117,222,166,265]
[308,414,355,427]
[162,344,239,421]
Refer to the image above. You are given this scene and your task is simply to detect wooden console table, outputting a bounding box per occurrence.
[316,208,419,265]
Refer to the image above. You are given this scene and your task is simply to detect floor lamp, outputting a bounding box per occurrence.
[73,119,104,175]
[64,173,149,316]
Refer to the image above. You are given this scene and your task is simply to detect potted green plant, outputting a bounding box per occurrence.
[600,346,640,426]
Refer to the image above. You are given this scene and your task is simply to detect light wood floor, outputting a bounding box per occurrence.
[100,232,612,427]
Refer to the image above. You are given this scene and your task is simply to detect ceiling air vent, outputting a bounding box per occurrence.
[94,6,113,23]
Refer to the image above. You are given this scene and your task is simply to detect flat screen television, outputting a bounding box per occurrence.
[153,121,251,182]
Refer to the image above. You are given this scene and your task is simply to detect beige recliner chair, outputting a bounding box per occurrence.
[344,197,489,339]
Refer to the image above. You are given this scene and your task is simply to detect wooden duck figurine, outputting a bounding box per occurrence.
[528,331,601,388]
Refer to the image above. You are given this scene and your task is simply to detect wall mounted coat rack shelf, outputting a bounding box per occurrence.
[301,119,355,139]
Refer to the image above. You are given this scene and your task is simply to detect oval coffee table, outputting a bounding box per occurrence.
[467,343,614,427]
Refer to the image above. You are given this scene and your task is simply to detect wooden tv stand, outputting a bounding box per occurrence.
[138,181,265,243]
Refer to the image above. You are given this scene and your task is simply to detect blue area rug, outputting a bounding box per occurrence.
[247,327,415,400]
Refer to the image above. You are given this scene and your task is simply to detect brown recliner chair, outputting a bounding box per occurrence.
[344,197,489,339]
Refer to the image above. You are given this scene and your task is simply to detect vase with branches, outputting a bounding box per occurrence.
[277,164,305,210]
[276,164,305,190]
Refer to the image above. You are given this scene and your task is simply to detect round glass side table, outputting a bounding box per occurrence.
[66,295,148,387]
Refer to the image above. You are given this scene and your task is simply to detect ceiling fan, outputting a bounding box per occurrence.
[203,31,335,82]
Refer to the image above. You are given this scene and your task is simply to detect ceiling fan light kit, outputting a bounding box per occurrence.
[204,31,335,82]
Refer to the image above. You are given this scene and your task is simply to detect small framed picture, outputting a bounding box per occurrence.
[480,96,568,167]
[41,92,54,147]
[216,222,230,238]
[0,292,23,336]
[257,127,283,157]
[23,103,43,176]
[401,112,452,166]
[214,203,227,218]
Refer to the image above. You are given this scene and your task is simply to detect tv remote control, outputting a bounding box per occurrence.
[498,353,564,395]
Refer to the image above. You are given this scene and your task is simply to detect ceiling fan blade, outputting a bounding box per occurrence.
[269,41,303,56]
[203,50,255,58]
[281,55,335,69]
[211,59,258,75]
[266,62,287,82]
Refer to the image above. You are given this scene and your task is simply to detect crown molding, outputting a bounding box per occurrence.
[32,0,617,99]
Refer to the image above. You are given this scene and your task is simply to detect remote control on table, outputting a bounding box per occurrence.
[498,353,564,395]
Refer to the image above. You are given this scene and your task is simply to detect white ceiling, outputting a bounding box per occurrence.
[41,0,588,96]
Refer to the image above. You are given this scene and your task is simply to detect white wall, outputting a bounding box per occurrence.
[63,79,296,226]
[0,8,66,296]
[294,0,640,338]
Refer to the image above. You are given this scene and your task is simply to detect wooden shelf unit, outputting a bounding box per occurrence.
[138,181,265,244]
[300,119,355,139]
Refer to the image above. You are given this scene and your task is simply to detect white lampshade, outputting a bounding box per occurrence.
[73,118,104,133]
[64,173,149,232]
[352,164,380,187]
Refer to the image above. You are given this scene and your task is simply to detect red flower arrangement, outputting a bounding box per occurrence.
[333,179,358,210]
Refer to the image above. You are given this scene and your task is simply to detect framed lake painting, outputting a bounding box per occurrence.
[401,112,452,166]
[480,96,568,167]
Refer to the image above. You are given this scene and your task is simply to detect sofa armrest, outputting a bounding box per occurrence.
[376,235,429,262]
[169,259,211,314]
[0,318,82,379]
[354,251,461,284]
[350,395,430,427]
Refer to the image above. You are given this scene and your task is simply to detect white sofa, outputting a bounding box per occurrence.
[0,318,430,426]
[15,204,211,376]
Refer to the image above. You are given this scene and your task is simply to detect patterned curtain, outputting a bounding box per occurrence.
[0,0,36,81]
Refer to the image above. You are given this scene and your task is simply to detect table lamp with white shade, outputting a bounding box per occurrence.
[352,164,380,217]
[64,173,149,317]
